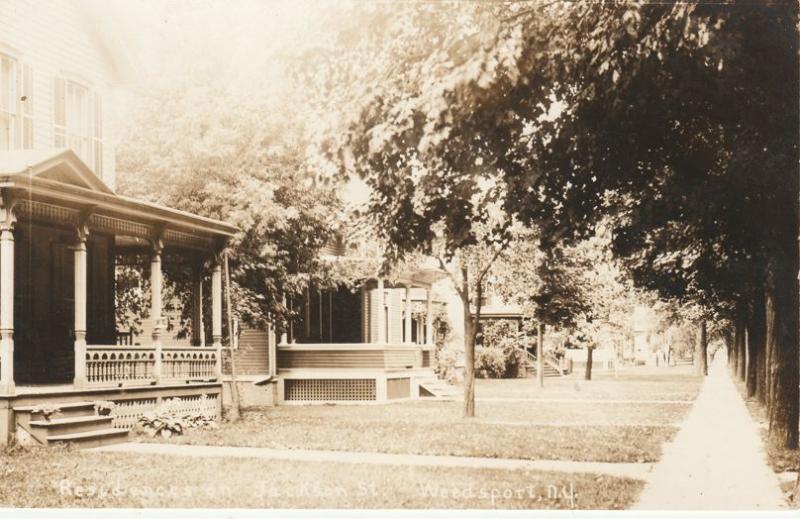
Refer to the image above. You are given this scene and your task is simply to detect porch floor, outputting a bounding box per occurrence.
[16,385,74,395]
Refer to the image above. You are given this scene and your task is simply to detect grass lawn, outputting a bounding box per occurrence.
[137,366,698,463]
[731,376,800,506]
[732,378,800,473]
[142,419,677,463]
[474,366,703,401]
[140,404,679,463]
[0,445,642,509]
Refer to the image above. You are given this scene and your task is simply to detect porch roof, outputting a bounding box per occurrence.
[0,149,238,239]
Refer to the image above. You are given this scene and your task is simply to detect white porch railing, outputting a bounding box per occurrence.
[85,345,220,387]
[86,345,157,385]
[161,347,218,381]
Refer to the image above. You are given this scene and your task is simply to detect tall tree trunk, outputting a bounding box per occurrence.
[585,346,593,381]
[747,291,765,399]
[755,328,767,405]
[765,286,775,418]
[224,251,241,422]
[765,258,799,449]
[736,306,747,381]
[730,322,739,375]
[461,266,477,418]
[695,320,708,376]
[536,323,544,388]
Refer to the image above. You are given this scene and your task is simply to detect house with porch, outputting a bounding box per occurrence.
[227,211,460,405]
[0,0,236,447]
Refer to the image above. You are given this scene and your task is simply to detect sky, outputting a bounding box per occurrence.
[88,0,369,204]
[95,0,347,87]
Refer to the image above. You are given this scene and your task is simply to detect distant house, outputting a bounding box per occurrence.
[0,1,237,447]
[227,209,460,404]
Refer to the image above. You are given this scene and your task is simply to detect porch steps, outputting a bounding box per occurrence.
[14,401,99,418]
[14,400,130,448]
[47,428,130,449]
[418,378,460,399]
[524,361,563,378]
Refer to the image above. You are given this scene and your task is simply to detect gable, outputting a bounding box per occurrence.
[0,149,114,194]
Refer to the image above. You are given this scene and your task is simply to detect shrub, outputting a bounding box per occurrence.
[501,344,527,378]
[29,404,61,421]
[474,346,507,378]
[93,400,116,416]
[435,345,460,383]
[478,319,528,378]
[136,395,217,438]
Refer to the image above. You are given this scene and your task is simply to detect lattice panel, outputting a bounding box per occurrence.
[111,398,158,429]
[109,394,219,429]
[16,200,80,225]
[90,214,152,238]
[164,228,214,250]
[163,394,219,420]
[284,378,377,401]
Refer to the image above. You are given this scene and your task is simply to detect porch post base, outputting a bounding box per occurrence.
[213,335,223,378]
[73,333,87,389]
[152,330,163,383]
[0,334,14,396]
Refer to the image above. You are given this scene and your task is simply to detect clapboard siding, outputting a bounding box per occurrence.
[279,350,385,369]
[277,347,418,370]
[232,326,271,375]
[132,311,193,348]
[0,0,119,186]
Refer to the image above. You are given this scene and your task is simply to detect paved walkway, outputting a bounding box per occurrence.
[476,397,694,405]
[91,442,654,480]
[634,357,786,510]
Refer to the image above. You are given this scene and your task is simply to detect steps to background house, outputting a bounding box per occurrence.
[524,361,563,378]
[14,401,130,448]
[418,378,460,399]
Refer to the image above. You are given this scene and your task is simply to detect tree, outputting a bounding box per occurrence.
[318,2,798,448]
[116,51,343,340]
[428,218,529,417]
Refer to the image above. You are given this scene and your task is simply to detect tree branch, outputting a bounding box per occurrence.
[438,255,465,300]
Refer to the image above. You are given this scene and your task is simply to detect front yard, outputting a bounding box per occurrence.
[0,445,641,509]
[142,404,680,463]
[0,365,700,509]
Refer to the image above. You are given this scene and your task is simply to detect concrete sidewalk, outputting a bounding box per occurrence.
[90,441,654,480]
[634,357,787,510]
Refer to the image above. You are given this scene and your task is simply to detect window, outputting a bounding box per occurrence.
[92,92,102,174]
[21,64,33,149]
[54,77,102,176]
[0,54,17,150]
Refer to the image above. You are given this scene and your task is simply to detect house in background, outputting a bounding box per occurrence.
[0,0,236,447]
[227,208,460,405]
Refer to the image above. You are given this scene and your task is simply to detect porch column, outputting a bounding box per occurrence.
[191,268,205,346]
[304,287,311,339]
[375,278,385,344]
[211,260,222,377]
[279,293,288,345]
[404,285,413,344]
[73,224,89,389]
[425,288,433,346]
[0,206,15,394]
[268,319,277,377]
[151,239,164,380]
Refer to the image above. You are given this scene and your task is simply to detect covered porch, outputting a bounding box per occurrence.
[0,150,237,419]
[275,271,445,403]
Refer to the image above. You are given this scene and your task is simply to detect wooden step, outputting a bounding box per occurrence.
[29,415,115,436]
[418,379,460,398]
[46,428,129,449]
[14,401,99,419]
